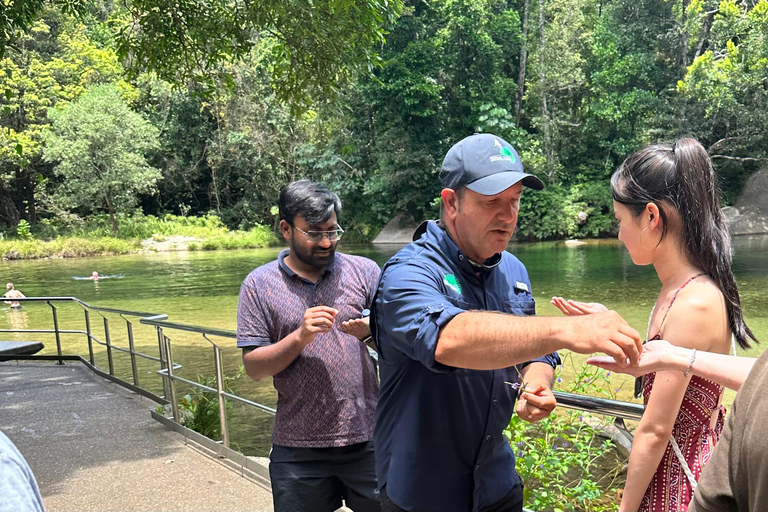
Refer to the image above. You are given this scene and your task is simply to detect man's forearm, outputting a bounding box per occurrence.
[242,329,307,381]
[435,311,573,370]
[520,361,555,388]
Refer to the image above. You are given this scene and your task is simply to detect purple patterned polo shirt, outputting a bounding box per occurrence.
[237,250,380,448]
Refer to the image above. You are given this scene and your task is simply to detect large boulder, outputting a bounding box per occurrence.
[372,213,421,244]
[724,167,768,236]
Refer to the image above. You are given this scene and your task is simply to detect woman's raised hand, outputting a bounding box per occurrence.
[550,297,608,316]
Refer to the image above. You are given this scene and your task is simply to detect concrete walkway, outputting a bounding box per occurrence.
[0,361,274,512]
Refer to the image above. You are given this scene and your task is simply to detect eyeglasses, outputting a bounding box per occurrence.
[293,225,344,242]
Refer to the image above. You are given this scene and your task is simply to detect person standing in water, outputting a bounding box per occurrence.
[3,283,25,309]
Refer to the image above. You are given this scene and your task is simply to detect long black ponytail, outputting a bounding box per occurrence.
[611,137,757,349]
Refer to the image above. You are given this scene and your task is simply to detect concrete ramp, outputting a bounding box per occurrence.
[0,362,274,512]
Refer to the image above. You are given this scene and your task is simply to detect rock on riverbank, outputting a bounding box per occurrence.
[724,167,768,236]
[140,235,201,252]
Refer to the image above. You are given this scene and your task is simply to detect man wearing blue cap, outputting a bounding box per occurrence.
[371,133,642,512]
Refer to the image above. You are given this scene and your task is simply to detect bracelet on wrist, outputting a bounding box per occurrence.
[360,335,373,344]
[683,348,697,378]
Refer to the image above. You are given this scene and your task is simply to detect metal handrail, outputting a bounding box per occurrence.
[140,317,236,338]
[554,391,644,420]
[0,327,173,366]
[6,296,165,318]
[4,296,270,450]
[4,296,643,453]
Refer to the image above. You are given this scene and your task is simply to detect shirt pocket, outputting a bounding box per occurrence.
[503,294,536,316]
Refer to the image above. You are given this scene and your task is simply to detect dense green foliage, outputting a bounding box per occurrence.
[176,367,246,443]
[0,213,276,259]
[1,0,767,242]
[44,83,161,232]
[505,357,627,511]
[0,235,139,259]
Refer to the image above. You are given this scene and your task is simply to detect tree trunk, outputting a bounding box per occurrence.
[24,170,36,224]
[13,167,25,222]
[104,192,118,234]
[208,101,224,215]
[538,0,554,181]
[515,0,531,126]
[693,10,715,61]
[681,0,689,77]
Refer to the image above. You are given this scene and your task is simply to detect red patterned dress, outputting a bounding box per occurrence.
[638,275,726,512]
[639,371,725,511]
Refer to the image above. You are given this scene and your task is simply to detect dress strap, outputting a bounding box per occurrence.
[669,435,698,492]
[656,273,707,336]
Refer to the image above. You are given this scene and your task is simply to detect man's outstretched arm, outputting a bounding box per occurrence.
[435,309,641,370]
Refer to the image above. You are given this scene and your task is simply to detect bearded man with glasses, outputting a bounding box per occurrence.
[237,179,382,512]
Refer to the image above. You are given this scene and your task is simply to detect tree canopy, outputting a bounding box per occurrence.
[44,83,161,232]
[1,0,767,241]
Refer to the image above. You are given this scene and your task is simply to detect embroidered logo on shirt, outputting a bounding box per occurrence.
[444,274,462,295]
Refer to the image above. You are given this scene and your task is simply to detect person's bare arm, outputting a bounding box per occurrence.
[589,340,755,391]
[434,309,642,370]
[242,306,337,381]
[620,367,690,511]
[341,316,377,352]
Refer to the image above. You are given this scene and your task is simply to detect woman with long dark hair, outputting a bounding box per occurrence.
[552,137,757,511]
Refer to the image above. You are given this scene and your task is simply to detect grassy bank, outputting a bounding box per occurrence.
[0,237,141,259]
[1,214,277,259]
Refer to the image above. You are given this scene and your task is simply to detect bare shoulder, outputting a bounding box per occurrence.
[663,277,729,352]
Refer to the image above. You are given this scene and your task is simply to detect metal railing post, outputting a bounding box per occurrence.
[127,320,139,387]
[213,345,230,448]
[84,309,95,365]
[48,301,64,365]
[157,326,170,400]
[103,317,114,376]
[164,336,180,423]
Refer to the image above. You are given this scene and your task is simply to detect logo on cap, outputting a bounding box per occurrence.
[490,138,517,163]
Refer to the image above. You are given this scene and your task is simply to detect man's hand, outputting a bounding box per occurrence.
[565,310,642,366]
[341,316,371,340]
[299,306,338,345]
[550,297,608,316]
[516,379,557,422]
[588,340,676,377]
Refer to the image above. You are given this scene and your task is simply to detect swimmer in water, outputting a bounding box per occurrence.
[3,283,25,309]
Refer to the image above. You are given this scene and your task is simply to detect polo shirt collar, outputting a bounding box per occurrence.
[277,249,336,281]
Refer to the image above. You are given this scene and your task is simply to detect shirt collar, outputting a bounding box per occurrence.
[277,249,336,280]
[423,221,502,275]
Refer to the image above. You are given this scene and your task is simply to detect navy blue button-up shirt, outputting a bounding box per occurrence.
[372,221,560,512]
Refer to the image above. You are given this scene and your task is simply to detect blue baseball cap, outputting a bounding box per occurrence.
[440,133,544,194]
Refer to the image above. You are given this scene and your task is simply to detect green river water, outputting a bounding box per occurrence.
[2,236,767,455]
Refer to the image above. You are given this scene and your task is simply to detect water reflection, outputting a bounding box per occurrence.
[6,309,28,335]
